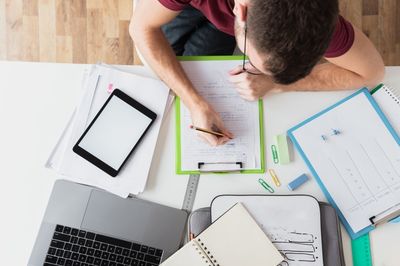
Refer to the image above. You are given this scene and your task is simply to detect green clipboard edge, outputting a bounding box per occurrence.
[175,55,265,175]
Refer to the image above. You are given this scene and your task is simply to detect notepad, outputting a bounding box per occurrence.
[288,89,400,239]
[372,84,400,135]
[161,203,283,266]
[211,195,324,266]
[176,57,265,174]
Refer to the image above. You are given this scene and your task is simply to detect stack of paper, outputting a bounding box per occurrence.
[46,64,173,197]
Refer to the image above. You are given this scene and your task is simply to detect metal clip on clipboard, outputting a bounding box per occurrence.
[369,203,400,227]
[197,162,243,173]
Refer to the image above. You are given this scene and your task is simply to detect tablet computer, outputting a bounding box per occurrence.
[73,89,157,177]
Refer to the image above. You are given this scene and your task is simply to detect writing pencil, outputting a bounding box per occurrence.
[189,125,229,138]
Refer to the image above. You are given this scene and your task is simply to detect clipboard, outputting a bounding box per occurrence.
[287,88,400,239]
[175,56,265,175]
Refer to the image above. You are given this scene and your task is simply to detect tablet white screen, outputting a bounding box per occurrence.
[79,96,152,170]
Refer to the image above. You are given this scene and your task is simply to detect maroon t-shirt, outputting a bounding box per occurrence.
[159,0,355,57]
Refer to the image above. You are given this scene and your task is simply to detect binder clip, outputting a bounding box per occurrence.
[197,162,243,173]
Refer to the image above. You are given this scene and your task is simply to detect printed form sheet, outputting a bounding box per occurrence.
[179,60,261,171]
[211,196,323,266]
[290,91,400,234]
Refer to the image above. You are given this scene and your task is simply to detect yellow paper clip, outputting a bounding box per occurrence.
[268,169,281,187]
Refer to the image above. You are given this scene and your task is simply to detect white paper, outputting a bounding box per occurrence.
[291,91,400,233]
[46,65,171,197]
[211,196,323,266]
[179,60,261,171]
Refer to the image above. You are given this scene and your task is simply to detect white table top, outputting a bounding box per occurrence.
[1,61,399,265]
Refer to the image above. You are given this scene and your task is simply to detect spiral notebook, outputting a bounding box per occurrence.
[160,203,283,266]
[371,84,400,135]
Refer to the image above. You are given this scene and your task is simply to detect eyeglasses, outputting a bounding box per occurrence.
[242,25,263,75]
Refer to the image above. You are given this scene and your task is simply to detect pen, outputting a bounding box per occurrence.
[268,169,281,187]
[258,178,274,193]
[190,125,229,138]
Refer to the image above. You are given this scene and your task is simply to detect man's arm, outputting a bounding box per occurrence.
[283,26,385,91]
[229,26,385,100]
[129,0,232,145]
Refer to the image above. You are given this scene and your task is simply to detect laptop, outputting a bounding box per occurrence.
[29,180,188,266]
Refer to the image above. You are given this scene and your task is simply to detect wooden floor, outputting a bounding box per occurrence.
[0,0,399,65]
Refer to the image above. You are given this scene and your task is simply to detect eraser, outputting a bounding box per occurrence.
[287,173,309,191]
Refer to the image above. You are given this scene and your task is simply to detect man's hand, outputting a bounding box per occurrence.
[228,66,279,101]
[189,102,233,146]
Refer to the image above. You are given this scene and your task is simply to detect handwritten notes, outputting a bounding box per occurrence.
[179,60,262,172]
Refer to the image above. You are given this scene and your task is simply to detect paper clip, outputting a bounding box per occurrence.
[258,178,274,193]
[268,169,281,187]
[271,145,279,164]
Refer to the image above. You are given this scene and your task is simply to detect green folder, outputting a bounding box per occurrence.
[175,56,265,174]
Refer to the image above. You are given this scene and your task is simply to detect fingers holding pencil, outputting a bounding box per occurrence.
[190,125,232,139]
[189,103,233,146]
[190,125,233,146]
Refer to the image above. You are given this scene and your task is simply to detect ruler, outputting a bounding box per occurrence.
[351,233,372,266]
[181,174,200,213]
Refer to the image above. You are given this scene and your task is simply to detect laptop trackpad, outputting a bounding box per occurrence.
[81,190,186,254]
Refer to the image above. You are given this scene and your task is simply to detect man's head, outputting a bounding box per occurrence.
[233,0,339,84]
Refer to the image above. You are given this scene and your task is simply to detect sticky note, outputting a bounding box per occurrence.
[287,173,309,191]
[275,134,290,164]
[107,83,114,93]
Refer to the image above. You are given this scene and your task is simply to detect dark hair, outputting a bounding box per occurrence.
[247,0,339,84]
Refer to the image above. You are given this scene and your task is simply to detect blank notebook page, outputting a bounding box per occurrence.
[198,203,282,266]
[161,204,282,266]
[159,242,212,266]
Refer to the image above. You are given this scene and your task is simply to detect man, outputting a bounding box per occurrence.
[130,0,384,146]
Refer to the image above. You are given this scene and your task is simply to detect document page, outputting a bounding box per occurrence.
[179,60,262,172]
[290,91,400,234]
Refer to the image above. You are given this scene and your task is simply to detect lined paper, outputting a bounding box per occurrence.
[179,60,261,172]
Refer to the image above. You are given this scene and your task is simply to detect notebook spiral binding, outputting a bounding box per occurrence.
[384,85,400,104]
[195,238,220,266]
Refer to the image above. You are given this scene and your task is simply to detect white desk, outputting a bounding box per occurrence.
[0,61,399,265]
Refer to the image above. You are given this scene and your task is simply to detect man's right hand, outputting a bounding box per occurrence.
[130,1,232,147]
[189,102,233,146]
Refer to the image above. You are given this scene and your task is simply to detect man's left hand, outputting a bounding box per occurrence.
[228,66,278,101]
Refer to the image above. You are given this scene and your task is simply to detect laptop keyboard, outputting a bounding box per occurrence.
[44,224,163,266]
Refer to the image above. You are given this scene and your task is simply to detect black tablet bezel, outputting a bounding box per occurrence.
[73,89,157,177]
